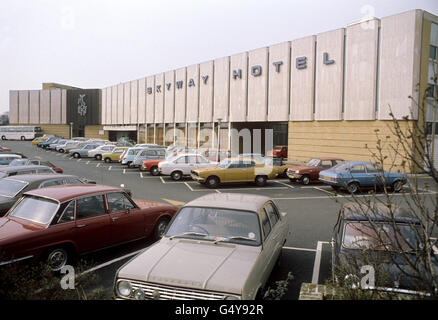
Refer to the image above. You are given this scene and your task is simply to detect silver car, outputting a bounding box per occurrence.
[132,147,166,168]
[114,193,289,300]
[158,153,217,181]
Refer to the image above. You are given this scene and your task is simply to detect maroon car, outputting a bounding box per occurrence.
[286,158,344,185]
[0,184,178,270]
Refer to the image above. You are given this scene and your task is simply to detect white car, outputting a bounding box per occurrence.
[87,144,116,160]
[55,140,77,153]
[158,153,217,181]
[114,193,289,300]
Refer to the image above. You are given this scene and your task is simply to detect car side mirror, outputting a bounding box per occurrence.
[125,208,131,215]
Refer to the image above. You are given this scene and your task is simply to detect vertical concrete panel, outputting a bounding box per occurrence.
[186,64,199,122]
[123,82,131,125]
[378,10,423,120]
[61,89,67,124]
[105,87,111,125]
[315,28,345,121]
[18,91,29,124]
[154,73,164,123]
[40,90,51,124]
[9,91,19,124]
[229,52,248,122]
[101,88,107,125]
[175,67,187,123]
[50,89,62,124]
[199,61,214,122]
[29,90,40,124]
[111,85,118,125]
[146,76,155,123]
[138,78,146,124]
[117,84,124,125]
[164,70,175,123]
[213,56,230,122]
[268,42,290,121]
[130,80,138,124]
[248,47,268,121]
[344,19,379,120]
[290,36,316,121]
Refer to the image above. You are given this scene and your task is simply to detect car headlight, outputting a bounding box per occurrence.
[117,280,132,297]
[133,289,146,300]
[295,170,300,174]
[224,294,241,300]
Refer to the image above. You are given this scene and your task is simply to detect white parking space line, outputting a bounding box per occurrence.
[81,249,144,276]
[184,182,194,191]
[108,166,112,170]
[275,181,295,189]
[273,191,438,201]
[96,163,100,167]
[312,241,329,284]
[313,186,335,195]
[86,161,90,164]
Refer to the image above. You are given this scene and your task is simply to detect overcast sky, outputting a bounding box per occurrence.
[1,0,437,114]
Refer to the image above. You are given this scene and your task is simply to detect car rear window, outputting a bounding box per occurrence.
[0,179,28,197]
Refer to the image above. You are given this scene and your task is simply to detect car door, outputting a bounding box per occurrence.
[364,163,384,188]
[264,202,284,261]
[347,164,369,186]
[106,192,145,244]
[257,207,277,286]
[225,161,247,182]
[73,195,112,253]
[195,155,211,169]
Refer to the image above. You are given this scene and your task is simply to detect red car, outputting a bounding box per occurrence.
[141,158,165,175]
[286,158,344,185]
[0,184,178,271]
[9,158,63,174]
[267,145,288,159]
[0,146,12,152]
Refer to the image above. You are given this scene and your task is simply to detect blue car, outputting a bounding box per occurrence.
[319,161,407,193]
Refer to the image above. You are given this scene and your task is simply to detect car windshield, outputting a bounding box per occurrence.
[306,159,320,167]
[166,207,261,246]
[9,159,28,166]
[342,222,421,252]
[218,159,231,168]
[0,179,28,197]
[9,196,59,224]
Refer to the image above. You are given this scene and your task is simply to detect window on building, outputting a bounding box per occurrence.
[430,45,437,61]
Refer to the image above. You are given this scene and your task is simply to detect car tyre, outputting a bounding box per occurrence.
[392,180,403,193]
[346,182,359,194]
[153,217,170,241]
[73,153,80,158]
[171,171,183,181]
[1,135,5,140]
[20,136,25,141]
[104,157,111,163]
[45,247,72,272]
[300,175,311,185]
[95,154,102,161]
[206,176,219,189]
[255,175,267,187]
[59,149,64,153]
[150,166,159,176]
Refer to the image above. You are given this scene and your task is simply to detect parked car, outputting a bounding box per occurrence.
[102,147,129,163]
[332,202,438,294]
[191,157,277,188]
[141,158,166,175]
[32,135,52,145]
[114,193,288,300]
[0,154,23,166]
[0,165,57,179]
[69,143,101,158]
[286,158,344,185]
[263,157,295,178]
[319,161,407,193]
[56,140,77,153]
[9,158,63,174]
[121,147,148,166]
[47,139,67,151]
[38,137,62,149]
[201,149,231,162]
[0,146,12,152]
[0,174,92,216]
[158,154,218,181]
[0,184,178,271]
[88,144,117,160]
[266,146,288,160]
[238,153,265,163]
[64,142,88,154]
[131,147,166,169]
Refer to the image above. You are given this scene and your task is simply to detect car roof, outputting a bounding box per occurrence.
[0,165,53,172]
[0,154,21,158]
[184,193,271,213]
[24,184,122,203]
[340,202,419,224]
[5,174,78,183]
[310,157,344,161]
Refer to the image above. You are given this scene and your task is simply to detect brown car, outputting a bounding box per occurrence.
[286,158,344,185]
[0,184,178,271]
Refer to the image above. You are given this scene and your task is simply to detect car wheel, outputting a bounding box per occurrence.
[153,217,169,241]
[73,153,80,158]
[20,136,25,141]
[171,171,183,181]
[346,182,359,194]
[300,175,311,185]
[95,154,102,161]
[150,166,159,176]
[45,247,71,272]
[206,176,219,189]
[392,180,403,192]
[1,136,5,140]
[255,175,267,187]
[59,149,64,153]
[104,157,111,163]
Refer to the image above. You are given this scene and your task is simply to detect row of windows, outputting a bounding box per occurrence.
[0,126,41,132]
[431,45,437,61]
[260,202,280,240]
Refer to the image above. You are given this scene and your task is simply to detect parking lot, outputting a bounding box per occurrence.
[2,140,437,300]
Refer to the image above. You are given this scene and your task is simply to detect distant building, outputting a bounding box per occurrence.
[0,112,9,125]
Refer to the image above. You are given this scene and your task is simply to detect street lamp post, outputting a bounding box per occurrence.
[216,118,222,163]
[70,122,74,139]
